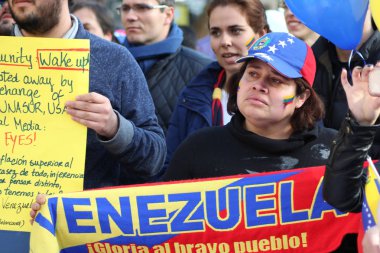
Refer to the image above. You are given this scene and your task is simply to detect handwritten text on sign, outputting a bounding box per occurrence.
[0,37,89,232]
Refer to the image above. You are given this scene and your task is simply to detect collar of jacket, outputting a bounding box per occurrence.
[227,113,319,154]
[122,23,183,60]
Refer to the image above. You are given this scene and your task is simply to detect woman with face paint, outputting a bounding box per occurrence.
[164,32,335,179]
[164,0,270,172]
[164,34,362,253]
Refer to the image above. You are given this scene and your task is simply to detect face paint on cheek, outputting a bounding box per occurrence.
[283,94,295,107]
[237,82,241,91]
[245,36,255,49]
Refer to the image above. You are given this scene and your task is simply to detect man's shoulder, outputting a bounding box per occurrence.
[76,25,130,57]
[87,34,139,74]
[175,46,212,66]
[89,34,131,57]
[311,36,331,59]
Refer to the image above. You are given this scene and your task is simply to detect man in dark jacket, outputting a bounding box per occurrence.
[312,10,380,158]
[117,0,212,133]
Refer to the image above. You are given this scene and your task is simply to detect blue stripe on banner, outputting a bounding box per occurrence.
[35,197,58,236]
[362,192,377,231]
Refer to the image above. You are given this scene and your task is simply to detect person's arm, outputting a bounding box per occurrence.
[99,49,166,180]
[323,115,376,212]
[323,64,380,212]
[80,44,166,182]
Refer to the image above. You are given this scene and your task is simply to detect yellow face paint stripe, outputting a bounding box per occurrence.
[283,95,295,105]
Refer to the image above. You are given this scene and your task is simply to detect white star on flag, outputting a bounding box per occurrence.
[268,44,278,54]
[288,33,295,37]
[278,40,286,48]
[287,38,295,44]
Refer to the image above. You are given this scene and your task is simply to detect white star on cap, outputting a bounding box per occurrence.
[268,44,278,54]
[278,40,286,48]
[287,38,295,44]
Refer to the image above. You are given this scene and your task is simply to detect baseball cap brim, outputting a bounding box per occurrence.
[236,53,303,79]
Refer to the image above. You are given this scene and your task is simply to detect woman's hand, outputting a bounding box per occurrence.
[341,63,380,125]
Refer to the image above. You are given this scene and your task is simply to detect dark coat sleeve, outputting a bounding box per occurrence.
[323,116,378,213]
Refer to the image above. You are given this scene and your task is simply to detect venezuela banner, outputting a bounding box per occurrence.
[30,166,361,253]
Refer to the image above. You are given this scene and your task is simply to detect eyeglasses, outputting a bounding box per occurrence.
[116,3,168,15]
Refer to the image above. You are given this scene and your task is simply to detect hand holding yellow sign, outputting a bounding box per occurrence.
[0,36,89,232]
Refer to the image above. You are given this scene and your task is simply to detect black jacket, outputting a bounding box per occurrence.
[312,31,380,158]
[323,116,378,213]
[164,113,337,181]
[147,47,212,133]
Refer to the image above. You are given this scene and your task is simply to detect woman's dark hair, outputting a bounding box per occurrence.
[70,1,115,35]
[227,62,325,132]
[207,0,271,34]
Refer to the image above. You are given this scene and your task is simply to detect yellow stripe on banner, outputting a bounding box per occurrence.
[366,157,380,224]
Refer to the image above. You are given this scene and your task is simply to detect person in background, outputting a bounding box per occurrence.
[117,0,211,134]
[261,0,288,33]
[282,1,319,46]
[70,1,117,42]
[179,25,197,49]
[164,0,269,171]
[8,0,166,188]
[312,8,380,158]
[0,0,14,36]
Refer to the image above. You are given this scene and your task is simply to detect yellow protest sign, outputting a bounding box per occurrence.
[0,36,89,232]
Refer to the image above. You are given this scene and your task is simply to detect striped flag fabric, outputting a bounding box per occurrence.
[362,157,380,231]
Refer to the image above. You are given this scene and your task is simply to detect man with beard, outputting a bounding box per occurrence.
[2,1,166,251]
[7,1,166,188]
[0,0,14,35]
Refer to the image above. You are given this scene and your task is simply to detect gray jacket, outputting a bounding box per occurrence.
[75,23,166,189]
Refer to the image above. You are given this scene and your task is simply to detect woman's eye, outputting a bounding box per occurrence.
[271,78,282,84]
[231,28,242,35]
[249,71,258,77]
[210,30,220,37]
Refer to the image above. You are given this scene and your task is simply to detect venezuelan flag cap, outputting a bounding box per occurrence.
[236,32,316,87]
